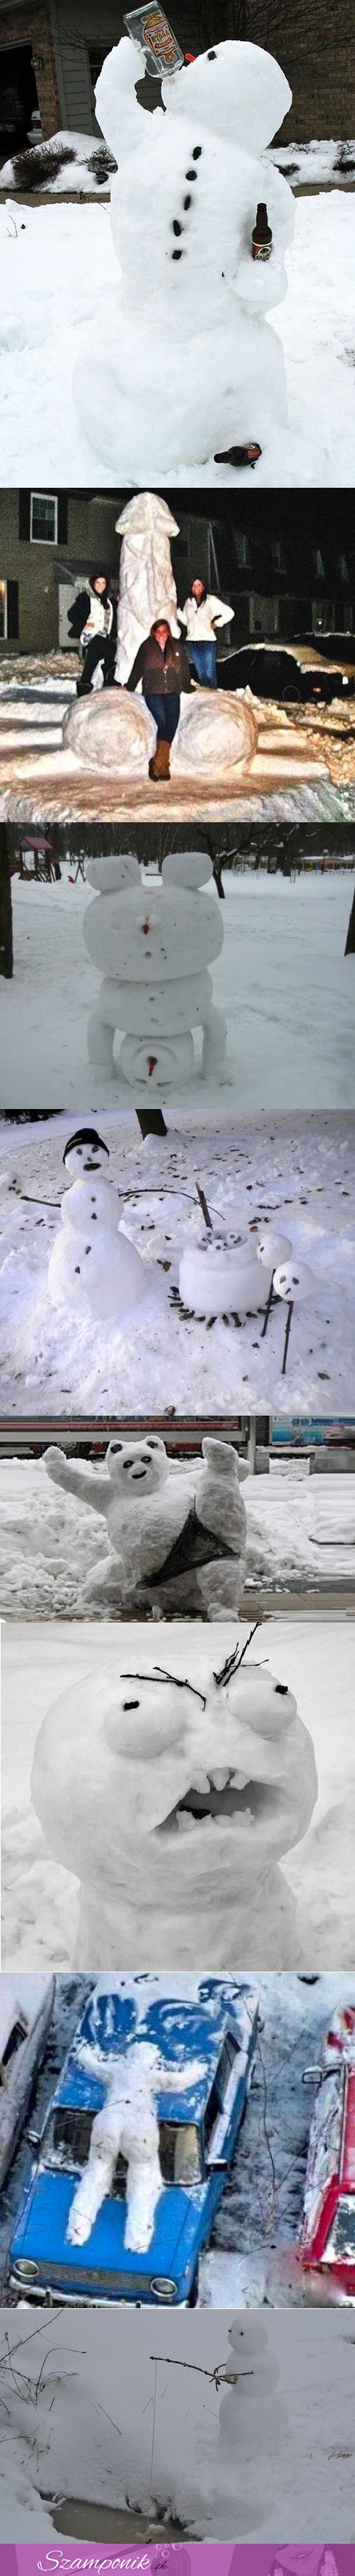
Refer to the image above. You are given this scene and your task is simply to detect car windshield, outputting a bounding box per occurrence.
[41,2107,203,2189]
[326,2196,355,2260]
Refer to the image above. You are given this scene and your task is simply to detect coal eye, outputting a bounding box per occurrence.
[275,1684,288,1696]
[208,48,216,57]
[123,1459,134,1470]
[122,1699,139,1710]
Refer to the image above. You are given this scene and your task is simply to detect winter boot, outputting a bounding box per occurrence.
[149,736,171,781]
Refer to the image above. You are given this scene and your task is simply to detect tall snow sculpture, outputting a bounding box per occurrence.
[31,1635,318,1971]
[84,849,227,1089]
[73,37,294,477]
[115,491,180,682]
[47,1125,147,1322]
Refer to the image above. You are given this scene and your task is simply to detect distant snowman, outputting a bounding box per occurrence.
[73,35,294,477]
[48,1127,147,1321]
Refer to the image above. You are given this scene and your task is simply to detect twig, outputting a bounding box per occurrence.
[214,1624,259,1688]
[196,1182,212,1229]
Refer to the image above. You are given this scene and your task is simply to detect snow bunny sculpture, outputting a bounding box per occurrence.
[84,849,227,1090]
[48,1127,147,1322]
[44,1432,249,1617]
[73,37,294,477]
[31,1631,318,1972]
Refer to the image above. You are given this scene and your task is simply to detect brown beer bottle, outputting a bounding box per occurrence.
[252,201,273,260]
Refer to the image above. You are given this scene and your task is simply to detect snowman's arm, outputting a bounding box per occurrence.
[43,1448,111,1515]
[95,36,164,164]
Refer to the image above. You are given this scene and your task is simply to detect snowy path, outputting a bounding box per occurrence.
[1,868,354,1114]
[0,1111,354,1418]
[0,1455,354,1621]
[0,194,354,483]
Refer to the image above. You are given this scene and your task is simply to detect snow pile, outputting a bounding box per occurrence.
[1,131,116,196]
[271,138,355,190]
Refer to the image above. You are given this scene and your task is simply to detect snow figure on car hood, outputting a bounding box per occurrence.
[31,1628,317,1972]
[73,36,294,478]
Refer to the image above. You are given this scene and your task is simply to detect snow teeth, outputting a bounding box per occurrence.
[189,1771,211,1795]
[209,1766,231,1792]
[230,1769,250,1790]
[176,1810,196,1832]
[235,1808,254,1829]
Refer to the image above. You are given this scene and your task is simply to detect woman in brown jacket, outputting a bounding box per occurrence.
[125,617,191,777]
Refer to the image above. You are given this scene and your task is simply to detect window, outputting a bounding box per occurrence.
[43,2106,203,2190]
[204,2079,222,2148]
[216,2033,238,2103]
[234,531,252,570]
[326,2195,355,2260]
[0,580,7,638]
[30,492,58,545]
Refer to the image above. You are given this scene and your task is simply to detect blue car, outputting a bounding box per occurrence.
[8,1977,259,2306]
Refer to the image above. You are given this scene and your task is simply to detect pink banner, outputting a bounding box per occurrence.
[12,2549,355,2576]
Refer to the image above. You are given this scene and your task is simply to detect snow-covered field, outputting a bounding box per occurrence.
[2,1615,355,1973]
[0,191,354,486]
[0,1111,354,1418]
[0,1452,354,1621]
[1,2304,355,2537]
[1,1970,355,2310]
[1,866,354,1113]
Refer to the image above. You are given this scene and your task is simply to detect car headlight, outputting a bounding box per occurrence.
[150,2277,177,2301]
[12,2260,40,2282]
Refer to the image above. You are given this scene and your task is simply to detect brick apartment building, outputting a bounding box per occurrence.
[0,1,353,150]
[0,489,354,659]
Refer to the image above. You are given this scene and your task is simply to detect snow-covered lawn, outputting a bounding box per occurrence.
[1,866,354,1113]
[0,1452,354,1621]
[1,1614,355,1973]
[0,1110,354,1418]
[2,2304,355,2536]
[0,191,354,485]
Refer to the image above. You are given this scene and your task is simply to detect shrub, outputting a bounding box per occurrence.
[89,142,117,183]
[10,142,76,189]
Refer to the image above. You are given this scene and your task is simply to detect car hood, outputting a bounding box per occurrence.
[10,2167,206,2282]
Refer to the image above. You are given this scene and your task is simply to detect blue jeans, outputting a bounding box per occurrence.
[188,640,217,687]
[144,691,180,742]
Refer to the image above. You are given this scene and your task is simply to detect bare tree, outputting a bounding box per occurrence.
[0,826,13,979]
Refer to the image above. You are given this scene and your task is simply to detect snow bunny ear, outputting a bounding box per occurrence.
[162,850,213,890]
[161,39,292,152]
[86,853,140,893]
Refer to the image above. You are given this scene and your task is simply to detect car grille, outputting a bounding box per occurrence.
[34,2261,151,2294]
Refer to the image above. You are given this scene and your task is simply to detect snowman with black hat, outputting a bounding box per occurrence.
[48,1127,147,1321]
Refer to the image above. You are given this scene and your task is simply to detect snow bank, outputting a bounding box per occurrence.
[1,133,115,197]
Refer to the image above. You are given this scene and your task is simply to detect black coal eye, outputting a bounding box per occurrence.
[275,1684,288,1696]
[123,1459,134,1470]
[208,48,216,58]
[122,1699,139,1710]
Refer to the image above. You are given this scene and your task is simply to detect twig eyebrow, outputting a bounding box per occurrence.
[121,1666,207,1708]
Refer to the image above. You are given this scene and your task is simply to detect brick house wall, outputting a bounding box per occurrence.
[0,3,61,137]
[221,1,354,142]
[0,491,353,658]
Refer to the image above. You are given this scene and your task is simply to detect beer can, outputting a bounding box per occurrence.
[123,7,185,77]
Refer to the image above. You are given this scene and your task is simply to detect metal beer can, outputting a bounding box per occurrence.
[123,7,185,76]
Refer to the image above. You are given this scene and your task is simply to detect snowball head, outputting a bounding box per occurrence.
[228,2314,271,2352]
[161,40,292,154]
[106,1434,169,1493]
[257,1231,292,1270]
[273,1259,315,1303]
[31,1642,318,1948]
[63,1135,109,1179]
[84,882,223,981]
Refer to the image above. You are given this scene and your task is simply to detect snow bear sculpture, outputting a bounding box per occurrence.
[73,37,294,477]
[31,1632,318,1972]
[47,1127,147,1322]
[44,1432,249,1617]
[84,849,227,1089]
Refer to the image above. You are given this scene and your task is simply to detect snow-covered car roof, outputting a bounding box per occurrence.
[49,1980,258,2124]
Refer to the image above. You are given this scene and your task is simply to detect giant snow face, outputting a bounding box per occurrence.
[31,1642,317,1961]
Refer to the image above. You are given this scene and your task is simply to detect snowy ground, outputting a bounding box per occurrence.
[0,191,354,486]
[0,1452,354,1621]
[2,1615,355,1974]
[2,2304,355,2537]
[1,866,354,1114]
[1,1970,355,2309]
[0,1111,354,1419]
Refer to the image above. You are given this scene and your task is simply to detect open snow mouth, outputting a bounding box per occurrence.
[155,1768,279,1836]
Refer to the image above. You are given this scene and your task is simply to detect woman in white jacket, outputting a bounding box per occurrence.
[76,572,117,695]
[178,577,234,687]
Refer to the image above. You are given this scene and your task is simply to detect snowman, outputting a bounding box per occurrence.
[84,849,227,1089]
[73,35,294,477]
[217,2316,288,2519]
[31,1633,317,1969]
[44,1431,248,1617]
[48,1127,147,1322]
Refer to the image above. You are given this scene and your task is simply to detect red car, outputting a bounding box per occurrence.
[301,2005,355,2294]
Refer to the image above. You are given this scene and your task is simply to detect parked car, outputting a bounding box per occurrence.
[218,643,354,704]
[8,1977,259,2306]
[0,1976,55,2192]
[301,2005,355,2295]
